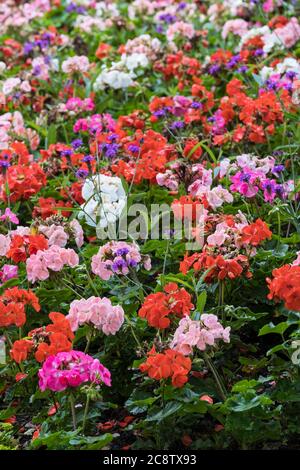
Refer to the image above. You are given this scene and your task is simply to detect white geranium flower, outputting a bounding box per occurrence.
[94,68,135,90]
[276,58,300,77]
[79,174,127,228]
[120,53,149,72]
[0,62,6,74]
[2,78,21,95]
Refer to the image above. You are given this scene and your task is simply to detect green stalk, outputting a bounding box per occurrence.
[82,395,90,435]
[203,352,227,402]
[69,394,77,431]
[218,281,226,323]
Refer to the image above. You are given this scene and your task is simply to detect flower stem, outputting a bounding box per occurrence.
[203,352,227,402]
[82,395,90,435]
[84,330,92,354]
[69,394,77,431]
[126,315,141,348]
[218,281,225,323]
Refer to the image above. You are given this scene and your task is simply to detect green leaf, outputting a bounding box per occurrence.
[196,291,207,314]
[0,408,17,420]
[230,395,273,412]
[258,322,290,336]
[266,344,287,356]
[69,433,113,449]
[162,275,193,291]
[30,431,78,450]
[47,124,57,146]
[232,380,258,393]
[145,402,182,422]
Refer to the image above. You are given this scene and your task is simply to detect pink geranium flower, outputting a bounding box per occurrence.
[0,208,19,225]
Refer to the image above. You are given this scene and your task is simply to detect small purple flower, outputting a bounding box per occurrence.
[112,258,128,272]
[226,55,241,70]
[191,101,202,109]
[237,65,248,74]
[208,64,221,76]
[35,39,49,50]
[33,65,42,76]
[66,2,86,14]
[240,173,251,182]
[265,79,278,91]
[171,121,185,130]
[128,144,140,153]
[23,42,34,55]
[76,169,89,179]
[177,2,187,10]
[44,55,51,65]
[42,32,52,41]
[283,83,293,92]
[71,138,83,150]
[262,179,277,202]
[275,184,284,198]
[273,150,283,157]
[101,143,119,158]
[153,109,166,118]
[286,71,297,80]
[128,259,138,268]
[0,160,10,169]
[108,133,118,142]
[272,164,284,175]
[254,49,264,57]
[82,154,94,163]
[158,13,177,24]
[61,149,72,157]
[115,248,130,256]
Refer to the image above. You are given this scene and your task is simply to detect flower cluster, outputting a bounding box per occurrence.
[6,234,48,263]
[138,283,194,329]
[0,288,40,328]
[10,312,74,363]
[267,264,300,312]
[26,245,79,283]
[61,56,90,75]
[78,174,127,228]
[91,241,151,281]
[66,296,124,335]
[111,130,176,184]
[181,252,252,283]
[38,350,111,392]
[0,144,46,202]
[220,154,293,203]
[140,346,191,388]
[180,217,272,282]
[0,264,18,286]
[37,217,84,248]
[170,315,230,355]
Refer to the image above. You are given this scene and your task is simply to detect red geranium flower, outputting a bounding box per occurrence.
[7,234,48,263]
[241,219,272,246]
[140,347,191,388]
[267,264,300,311]
[138,283,193,329]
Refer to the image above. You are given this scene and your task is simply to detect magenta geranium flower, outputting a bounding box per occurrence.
[38,350,111,392]
[0,208,19,225]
